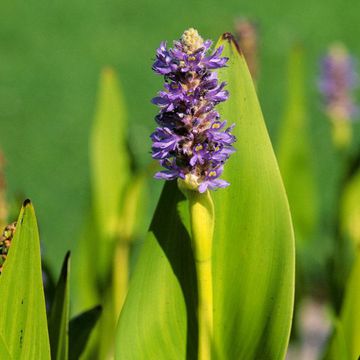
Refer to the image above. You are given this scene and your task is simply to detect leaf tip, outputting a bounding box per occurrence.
[221,32,243,56]
[23,199,31,207]
[102,66,116,80]
[65,250,71,261]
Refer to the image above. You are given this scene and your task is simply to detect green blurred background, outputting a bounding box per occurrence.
[0,0,359,272]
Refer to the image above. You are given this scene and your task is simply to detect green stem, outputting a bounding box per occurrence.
[113,241,130,316]
[187,189,215,360]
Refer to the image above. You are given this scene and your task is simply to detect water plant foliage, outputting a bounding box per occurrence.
[115,33,295,359]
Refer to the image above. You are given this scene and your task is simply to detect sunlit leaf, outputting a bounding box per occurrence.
[0,200,51,359]
[116,34,295,359]
[212,34,295,359]
[48,252,70,360]
[0,333,11,360]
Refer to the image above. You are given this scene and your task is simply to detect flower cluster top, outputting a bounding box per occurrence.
[319,43,358,122]
[151,28,236,192]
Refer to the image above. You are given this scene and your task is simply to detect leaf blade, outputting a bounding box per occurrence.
[69,305,102,360]
[0,201,51,359]
[212,34,295,359]
[48,252,71,360]
[0,333,12,360]
[90,67,130,241]
[116,181,198,359]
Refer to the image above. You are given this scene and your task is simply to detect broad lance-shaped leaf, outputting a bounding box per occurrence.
[48,252,71,360]
[325,250,360,359]
[0,200,51,359]
[116,34,295,359]
[212,34,295,359]
[277,46,318,246]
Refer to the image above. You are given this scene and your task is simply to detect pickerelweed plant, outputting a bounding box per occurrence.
[151,28,236,359]
[115,30,295,360]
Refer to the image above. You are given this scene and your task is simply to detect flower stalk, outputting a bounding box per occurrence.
[180,183,214,360]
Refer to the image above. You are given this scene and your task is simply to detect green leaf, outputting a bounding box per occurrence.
[0,200,51,359]
[90,67,130,242]
[0,333,11,360]
[115,34,295,359]
[48,251,71,360]
[69,305,102,360]
[325,250,360,360]
[212,34,295,359]
[116,181,197,359]
[277,46,318,245]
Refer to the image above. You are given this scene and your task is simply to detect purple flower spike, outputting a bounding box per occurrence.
[318,43,359,121]
[151,28,236,192]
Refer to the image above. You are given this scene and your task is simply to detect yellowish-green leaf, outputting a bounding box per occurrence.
[90,67,130,241]
[0,333,11,360]
[0,200,51,359]
[212,34,295,359]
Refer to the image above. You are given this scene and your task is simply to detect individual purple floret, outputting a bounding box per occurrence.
[151,28,236,193]
[318,43,359,121]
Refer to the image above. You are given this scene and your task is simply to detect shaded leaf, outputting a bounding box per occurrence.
[48,251,71,360]
[69,306,102,360]
[116,181,198,359]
